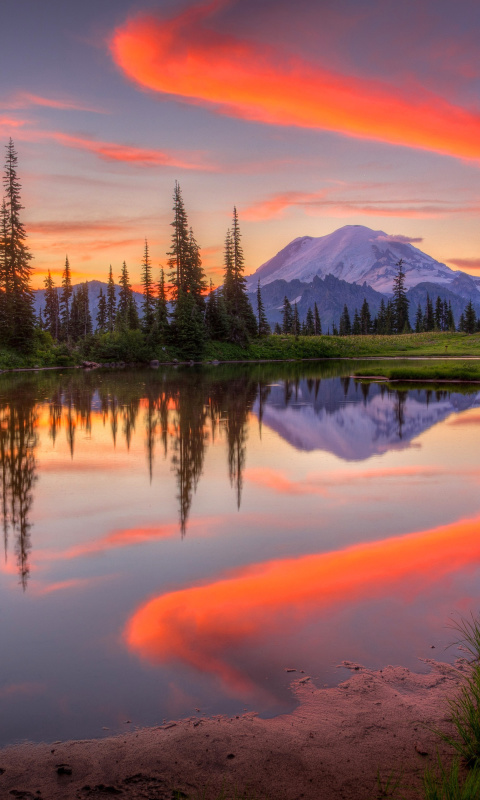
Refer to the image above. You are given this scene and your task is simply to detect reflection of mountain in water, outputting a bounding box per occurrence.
[254,379,480,460]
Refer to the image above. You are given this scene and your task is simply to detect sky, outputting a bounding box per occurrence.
[2,0,480,289]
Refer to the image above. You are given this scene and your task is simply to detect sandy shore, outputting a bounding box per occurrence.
[0,659,466,800]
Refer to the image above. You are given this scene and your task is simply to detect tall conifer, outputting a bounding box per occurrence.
[107,264,116,332]
[60,255,73,341]
[141,239,155,333]
[2,139,34,349]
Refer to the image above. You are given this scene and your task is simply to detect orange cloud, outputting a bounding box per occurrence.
[242,190,479,221]
[111,4,480,161]
[126,513,480,695]
[447,257,480,272]
[246,465,446,496]
[6,92,106,114]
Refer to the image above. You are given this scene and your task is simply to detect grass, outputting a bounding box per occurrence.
[423,758,480,800]
[353,361,480,382]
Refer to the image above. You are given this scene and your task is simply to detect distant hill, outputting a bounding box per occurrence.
[34,280,143,321]
[247,225,480,298]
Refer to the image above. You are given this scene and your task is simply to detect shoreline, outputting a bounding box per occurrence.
[3,353,480,375]
[0,659,465,800]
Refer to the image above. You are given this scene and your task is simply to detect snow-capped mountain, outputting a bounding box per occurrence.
[247,225,480,298]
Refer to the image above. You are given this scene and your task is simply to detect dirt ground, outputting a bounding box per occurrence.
[0,659,466,800]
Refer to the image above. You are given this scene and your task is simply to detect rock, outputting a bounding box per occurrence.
[285,668,297,672]
[415,742,429,756]
[56,764,72,775]
[150,360,160,368]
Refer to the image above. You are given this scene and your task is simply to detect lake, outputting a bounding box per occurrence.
[1,360,479,746]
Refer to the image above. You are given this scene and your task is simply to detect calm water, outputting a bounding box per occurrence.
[1,361,480,746]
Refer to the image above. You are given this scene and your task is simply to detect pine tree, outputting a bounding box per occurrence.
[447,301,455,331]
[167,181,190,300]
[314,302,322,335]
[376,298,387,334]
[222,208,257,342]
[155,268,169,341]
[463,300,476,334]
[282,296,293,333]
[352,309,361,335]
[43,271,59,339]
[117,261,131,329]
[434,296,443,330]
[392,259,410,333]
[141,239,155,333]
[96,287,107,333]
[0,200,9,338]
[292,302,300,336]
[107,264,116,333]
[274,321,282,334]
[414,303,423,333]
[339,304,351,336]
[60,255,73,341]
[256,281,270,337]
[185,227,206,309]
[305,306,315,335]
[2,139,35,349]
[424,294,434,331]
[360,298,371,335]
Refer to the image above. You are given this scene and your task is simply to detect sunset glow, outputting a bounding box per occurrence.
[126,513,480,693]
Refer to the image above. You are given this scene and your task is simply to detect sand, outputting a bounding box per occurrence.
[0,659,467,800]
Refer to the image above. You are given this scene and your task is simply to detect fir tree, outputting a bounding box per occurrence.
[305,306,315,335]
[376,298,387,334]
[155,268,169,341]
[256,281,270,337]
[339,304,351,336]
[414,303,423,333]
[141,239,155,333]
[274,321,282,334]
[282,296,293,333]
[222,207,257,341]
[434,295,443,330]
[447,301,455,331]
[186,227,206,309]
[314,302,322,335]
[117,261,131,329]
[352,309,361,335]
[60,255,73,341]
[96,288,107,333]
[43,270,59,339]
[424,293,434,331]
[392,259,410,333]
[360,298,371,335]
[107,264,116,333]
[463,300,476,334]
[167,181,190,300]
[2,139,35,349]
[292,302,300,336]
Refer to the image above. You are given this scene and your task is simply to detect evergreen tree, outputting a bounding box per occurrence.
[141,239,155,333]
[447,301,455,331]
[292,302,300,336]
[339,304,351,335]
[167,181,190,300]
[463,300,476,334]
[171,289,205,359]
[360,298,371,335]
[376,298,387,334]
[0,200,9,339]
[222,207,256,341]
[352,308,361,335]
[256,281,270,337]
[274,321,282,334]
[385,300,394,334]
[332,321,339,336]
[43,270,60,339]
[314,302,322,335]
[107,264,116,332]
[392,259,410,333]
[434,296,443,330]
[96,287,107,333]
[2,140,35,349]
[414,303,423,333]
[186,227,206,309]
[282,296,293,333]
[424,293,434,331]
[60,255,73,341]
[155,268,169,341]
[305,306,315,335]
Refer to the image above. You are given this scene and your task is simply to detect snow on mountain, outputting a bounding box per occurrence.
[247,225,480,297]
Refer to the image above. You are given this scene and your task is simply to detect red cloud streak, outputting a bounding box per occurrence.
[111,4,480,160]
[126,513,480,694]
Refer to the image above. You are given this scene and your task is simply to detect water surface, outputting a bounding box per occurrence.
[1,361,479,745]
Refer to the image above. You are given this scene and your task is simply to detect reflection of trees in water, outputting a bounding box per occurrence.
[224,378,258,509]
[0,386,38,590]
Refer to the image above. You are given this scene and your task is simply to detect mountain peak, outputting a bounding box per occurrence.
[248,225,477,296]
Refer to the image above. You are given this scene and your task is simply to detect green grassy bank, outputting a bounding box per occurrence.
[4,330,480,371]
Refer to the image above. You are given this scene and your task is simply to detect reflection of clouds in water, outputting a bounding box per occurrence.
[126,513,480,699]
[255,381,480,459]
